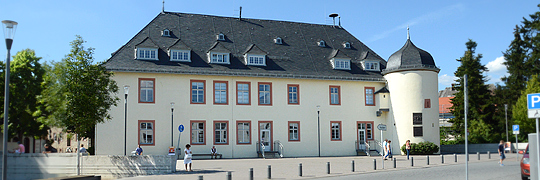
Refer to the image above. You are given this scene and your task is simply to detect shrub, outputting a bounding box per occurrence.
[401,141,439,155]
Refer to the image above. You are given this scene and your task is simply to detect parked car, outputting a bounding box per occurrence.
[519,144,530,180]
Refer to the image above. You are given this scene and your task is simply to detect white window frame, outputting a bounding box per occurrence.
[237,122,250,144]
[331,122,341,140]
[214,82,227,104]
[140,79,154,103]
[364,61,380,71]
[275,37,283,44]
[169,49,191,62]
[215,122,228,144]
[162,29,170,37]
[237,83,250,105]
[136,48,158,60]
[246,54,266,66]
[331,58,351,70]
[344,42,351,49]
[318,40,326,47]
[217,33,225,41]
[289,122,299,141]
[209,52,230,64]
[140,122,154,145]
[191,81,205,104]
[191,122,205,144]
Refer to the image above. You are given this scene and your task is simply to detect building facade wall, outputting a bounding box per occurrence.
[96,72,388,157]
[384,70,440,154]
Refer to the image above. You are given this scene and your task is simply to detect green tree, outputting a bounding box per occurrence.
[0,49,48,140]
[449,39,495,143]
[36,36,119,147]
[513,74,540,141]
[521,4,540,75]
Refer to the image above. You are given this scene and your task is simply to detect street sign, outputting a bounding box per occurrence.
[528,93,540,118]
[513,125,520,135]
[178,124,184,132]
[377,124,387,131]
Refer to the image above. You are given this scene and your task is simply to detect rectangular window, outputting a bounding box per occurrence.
[331,121,342,141]
[258,82,272,105]
[365,87,375,106]
[210,52,230,64]
[358,121,374,141]
[413,126,423,137]
[365,61,379,71]
[237,121,251,144]
[237,82,251,105]
[333,59,351,70]
[329,86,340,105]
[139,120,155,145]
[288,84,299,105]
[413,113,422,125]
[137,48,158,60]
[191,80,205,104]
[288,121,300,141]
[213,81,228,105]
[190,121,205,145]
[424,99,431,108]
[170,50,190,62]
[214,121,228,145]
[247,55,266,66]
[139,78,155,103]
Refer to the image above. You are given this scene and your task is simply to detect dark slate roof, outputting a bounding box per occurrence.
[243,44,267,55]
[104,12,387,81]
[374,86,389,94]
[383,39,439,75]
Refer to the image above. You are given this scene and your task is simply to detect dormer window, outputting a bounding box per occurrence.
[344,42,351,49]
[275,37,283,45]
[162,29,170,37]
[246,54,266,66]
[364,61,380,71]
[331,58,351,70]
[318,40,326,47]
[136,48,158,60]
[209,52,230,64]
[217,33,225,41]
[169,49,190,62]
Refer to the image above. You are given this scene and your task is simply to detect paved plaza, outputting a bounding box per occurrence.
[121,153,514,180]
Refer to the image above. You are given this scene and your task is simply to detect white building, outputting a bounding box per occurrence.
[96,11,440,158]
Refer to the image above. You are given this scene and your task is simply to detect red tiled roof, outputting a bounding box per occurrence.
[439,97,453,113]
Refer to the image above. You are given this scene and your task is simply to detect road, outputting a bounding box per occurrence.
[315,160,521,180]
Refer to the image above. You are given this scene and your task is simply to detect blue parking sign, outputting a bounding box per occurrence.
[527,93,540,118]
[178,124,184,132]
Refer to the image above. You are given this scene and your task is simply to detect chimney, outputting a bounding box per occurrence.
[239,6,242,20]
[338,16,341,28]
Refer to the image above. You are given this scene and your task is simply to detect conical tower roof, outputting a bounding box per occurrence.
[383,29,439,75]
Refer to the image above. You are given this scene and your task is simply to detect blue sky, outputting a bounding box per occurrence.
[0,0,538,90]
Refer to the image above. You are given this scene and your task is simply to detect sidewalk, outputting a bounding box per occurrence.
[122,153,515,180]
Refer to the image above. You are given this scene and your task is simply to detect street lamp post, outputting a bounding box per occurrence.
[171,102,174,147]
[124,85,129,156]
[505,104,508,143]
[317,105,321,157]
[2,20,17,180]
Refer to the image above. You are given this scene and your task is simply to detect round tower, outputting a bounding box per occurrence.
[383,29,440,153]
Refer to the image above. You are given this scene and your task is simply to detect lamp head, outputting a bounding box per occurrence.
[171,102,175,110]
[124,85,130,95]
[2,20,18,49]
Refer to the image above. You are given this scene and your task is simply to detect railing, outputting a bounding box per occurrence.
[256,141,266,159]
[274,141,284,158]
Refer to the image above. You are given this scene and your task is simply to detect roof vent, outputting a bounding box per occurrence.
[329,13,338,27]
[344,42,350,49]
[217,33,225,41]
[162,29,170,37]
[275,37,283,44]
[318,40,326,47]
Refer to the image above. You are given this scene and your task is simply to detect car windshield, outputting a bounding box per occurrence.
[526,146,529,154]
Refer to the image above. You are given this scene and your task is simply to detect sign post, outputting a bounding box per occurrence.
[177,125,184,159]
[377,124,387,169]
[513,125,519,161]
[527,93,540,178]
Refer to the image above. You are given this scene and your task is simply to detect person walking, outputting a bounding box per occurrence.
[79,144,87,154]
[406,140,411,160]
[498,140,506,166]
[383,139,388,160]
[184,144,193,171]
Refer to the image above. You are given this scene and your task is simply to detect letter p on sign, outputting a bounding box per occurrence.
[527,93,540,118]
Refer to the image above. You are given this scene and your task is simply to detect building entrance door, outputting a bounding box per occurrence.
[260,122,272,152]
[358,124,366,150]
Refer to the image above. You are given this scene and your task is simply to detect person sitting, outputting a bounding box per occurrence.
[211,146,218,159]
[8,141,25,153]
[43,144,57,153]
[79,144,87,154]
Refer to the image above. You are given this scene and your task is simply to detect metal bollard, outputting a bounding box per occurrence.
[267,165,271,179]
[327,162,331,174]
[441,154,444,164]
[427,155,430,165]
[411,157,414,166]
[373,159,377,170]
[454,154,457,162]
[198,175,203,180]
[299,163,302,176]
[351,160,355,172]
[488,151,491,159]
[249,168,253,180]
[227,172,232,180]
[393,158,396,168]
[477,152,480,160]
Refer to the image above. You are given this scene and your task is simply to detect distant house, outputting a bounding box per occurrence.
[97,11,440,157]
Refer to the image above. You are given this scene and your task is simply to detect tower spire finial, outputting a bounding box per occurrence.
[162,0,165,13]
[407,25,410,40]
